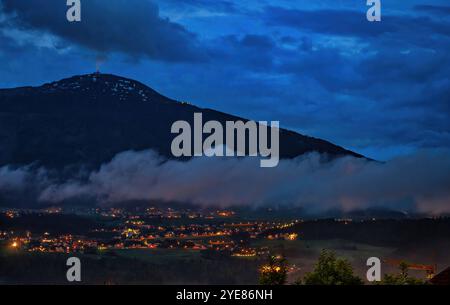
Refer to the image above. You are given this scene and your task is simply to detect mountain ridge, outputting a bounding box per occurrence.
[0,73,365,170]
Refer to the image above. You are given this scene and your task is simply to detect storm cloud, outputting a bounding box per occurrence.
[0,0,205,62]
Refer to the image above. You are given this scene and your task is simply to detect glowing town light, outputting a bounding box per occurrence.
[287,233,298,241]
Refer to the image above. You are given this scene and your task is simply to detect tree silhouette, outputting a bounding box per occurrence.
[300,250,363,285]
[379,261,427,285]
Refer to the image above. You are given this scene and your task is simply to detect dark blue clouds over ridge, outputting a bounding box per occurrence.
[0,0,449,160]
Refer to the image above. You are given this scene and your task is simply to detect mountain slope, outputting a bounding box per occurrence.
[0,73,363,170]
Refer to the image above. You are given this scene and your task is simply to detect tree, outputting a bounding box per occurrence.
[300,250,363,285]
[259,254,288,285]
[379,261,427,285]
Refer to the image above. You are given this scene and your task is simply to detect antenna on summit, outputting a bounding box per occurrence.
[95,55,106,75]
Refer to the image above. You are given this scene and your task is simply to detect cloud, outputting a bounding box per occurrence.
[264,6,450,38]
[0,0,206,62]
[0,166,30,191]
[414,5,450,16]
[0,165,50,206]
[160,0,238,14]
[264,7,390,38]
[18,149,447,215]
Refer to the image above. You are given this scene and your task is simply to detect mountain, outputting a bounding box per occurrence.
[0,73,363,170]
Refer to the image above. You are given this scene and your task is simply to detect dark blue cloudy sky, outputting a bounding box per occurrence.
[0,0,449,160]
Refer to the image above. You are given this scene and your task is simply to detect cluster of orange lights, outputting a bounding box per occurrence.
[216,210,235,217]
[287,233,298,241]
[232,249,257,257]
[260,265,282,273]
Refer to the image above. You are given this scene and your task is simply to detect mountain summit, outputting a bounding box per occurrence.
[6,73,172,104]
[0,73,363,170]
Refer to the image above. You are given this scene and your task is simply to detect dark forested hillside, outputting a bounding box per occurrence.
[0,73,363,170]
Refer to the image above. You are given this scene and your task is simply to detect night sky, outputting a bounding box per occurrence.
[0,0,449,161]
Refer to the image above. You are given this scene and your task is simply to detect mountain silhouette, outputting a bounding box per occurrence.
[0,73,364,170]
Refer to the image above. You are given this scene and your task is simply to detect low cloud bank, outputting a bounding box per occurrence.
[1,150,450,214]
